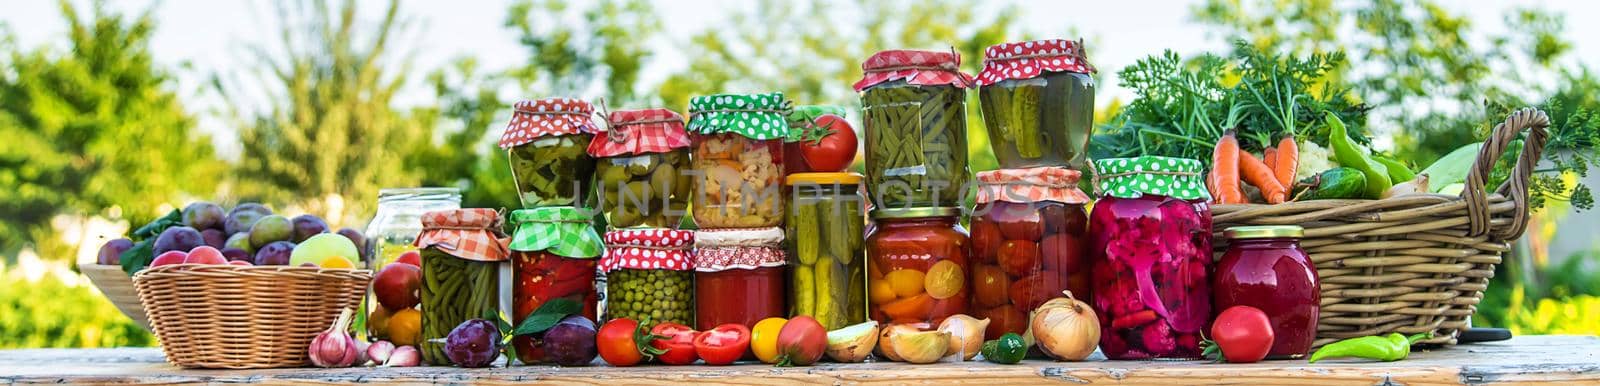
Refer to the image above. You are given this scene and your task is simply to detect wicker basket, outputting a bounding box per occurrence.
[78,262,151,331]
[132,264,371,369]
[1213,108,1549,348]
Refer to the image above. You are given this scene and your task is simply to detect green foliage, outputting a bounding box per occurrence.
[0,0,220,254]
[0,264,154,348]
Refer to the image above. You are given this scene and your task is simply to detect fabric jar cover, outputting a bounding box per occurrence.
[599,228,694,273]
[687,92,791,141]
[507,207,603,259]
[853,49,975,92]
[1093,156,1210,201]
[499,97,599,149]
[975,39,1096,87]
[413,208,510,262]
[693,227,786,272]
[588,108,691,158]
[976,166,1091,205]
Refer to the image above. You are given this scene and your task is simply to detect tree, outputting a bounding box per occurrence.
[0,0,220,256]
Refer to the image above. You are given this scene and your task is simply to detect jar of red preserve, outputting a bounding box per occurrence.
[971,167,1091,340]
[1215,225,1319,358]
[866,207,969,328]
[506,207,602,364]
[693,227,787,330]
[1090,156,1213,360]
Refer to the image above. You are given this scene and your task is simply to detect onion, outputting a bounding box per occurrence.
[825,322,879,363]
[888,330,951,364]
[875,324,919,362]
[308,308,359,368]
[1031,291,1100,361]
[936,315,989,361]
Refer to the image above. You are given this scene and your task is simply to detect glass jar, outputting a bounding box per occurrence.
[500,97,598,208]
[857,50,973,209]
[413,208,509,366]
[591,108,692,229]
[687,93,790,228]
[866,207,969,327]
[362,188,460,339]
[506,207,603,364]
[785,173,867,330]
[600,228,695,326]
[693,227,787,330]
[976,39,1096,170]
[1215,225,1320,359]
[970,167,1091,340]
[1090,157,1213,360]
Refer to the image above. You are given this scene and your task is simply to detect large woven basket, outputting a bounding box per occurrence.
[78,262,151,331]
[1212,108,1549,348]
[132,264,371,369]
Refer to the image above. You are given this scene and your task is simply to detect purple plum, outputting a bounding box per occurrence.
[201,229,227,249]
[220,247,251,262]
[97,238,134,265]
[336,227,368,260]
[224,203,273,235]
[182,202,227,231]
[291,214,329,243]
[253,241,296,266]
[542,315,598,366]
[152,226,204,255]
[444,319,500,368]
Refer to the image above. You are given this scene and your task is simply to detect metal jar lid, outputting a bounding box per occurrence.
[1223,225,1305,239]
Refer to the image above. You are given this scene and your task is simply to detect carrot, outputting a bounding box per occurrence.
[1239,150,1288,204]
[1274,135,1298,188]
[1264,147,1278,172]
[1206,168,1220,203]
[1212,133,1245,204]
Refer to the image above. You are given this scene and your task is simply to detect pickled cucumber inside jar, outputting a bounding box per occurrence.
[509,135,595,207]
[975,39,1097,170]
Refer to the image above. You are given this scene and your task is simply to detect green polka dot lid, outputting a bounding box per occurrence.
[1094,156,1211,201]
[687,92,792,140]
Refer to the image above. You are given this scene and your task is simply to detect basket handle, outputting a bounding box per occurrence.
[1460,107,1549,239]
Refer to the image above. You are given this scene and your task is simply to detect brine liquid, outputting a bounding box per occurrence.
[978,71,1095,170]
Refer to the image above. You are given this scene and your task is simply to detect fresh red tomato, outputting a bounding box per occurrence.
[796,114,858,172]
[597,318,662,367]
[693,323,751,365]
[649,322,700,365]
[997,239,1041,277]
[970,217,1003,264]
[1208,305,1274,363]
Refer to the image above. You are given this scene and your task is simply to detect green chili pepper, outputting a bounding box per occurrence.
[1325,113,1393,199]
[981,333,1028,364]
[1371,155,1417,184]
[1308,332,1430,363]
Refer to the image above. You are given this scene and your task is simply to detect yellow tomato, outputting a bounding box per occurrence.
[869,279,898,305]
[885,269,926,298]
[751,317,788,363]
[924,260,964,299]
[320,256,354,269]
[388,308,422,346]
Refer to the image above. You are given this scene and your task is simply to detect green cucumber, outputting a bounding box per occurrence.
[1298,167,1368,200]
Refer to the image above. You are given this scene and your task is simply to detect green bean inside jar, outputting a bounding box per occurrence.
[854,50,974,209]
[599,228,695,326]
[412,208,509,366]
[687,93,791,229]
[589,108,692,229]
[499,97,599,208]
[975,39,1097,170]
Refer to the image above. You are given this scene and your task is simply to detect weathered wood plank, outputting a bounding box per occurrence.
[2,335,1596,385]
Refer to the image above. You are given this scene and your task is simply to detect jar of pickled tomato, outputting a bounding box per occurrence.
[1090,156,1213,360]
[506,207,602,364]
[693,227,787,330]
[970,167,1091,340]
[866,207,969,328]
[1215,225,1319,358]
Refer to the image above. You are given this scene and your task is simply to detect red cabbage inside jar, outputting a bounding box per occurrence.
[1089,156,1213,360]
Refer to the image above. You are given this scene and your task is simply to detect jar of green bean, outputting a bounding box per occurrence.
[855,50,974,209]
[500,97,598,208]
[599,228,695,326]
[976,39,1097,170]
[413,208,509,366]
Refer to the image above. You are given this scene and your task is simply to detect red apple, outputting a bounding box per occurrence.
[395,250,421,267]
[150,251,189,267]
[373,263,422,310]
[185,246,228,265]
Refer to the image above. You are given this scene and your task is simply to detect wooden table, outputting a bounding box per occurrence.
[3,335,1597,385]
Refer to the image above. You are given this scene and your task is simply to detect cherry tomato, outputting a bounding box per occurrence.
[597,318,658,367]
[972,264,1010,307]
[649,322,700,365]
[1040,233,1086,273]
[970,217,1003,264]
[797,114,859,172]
[1040,203,1087,236]
[997,240,1041,277]
[1008,272,1063,311]
[693,323,751,366]
[990,202,1042,241]
[1210,305,1274,363]
[984,304,1029,340]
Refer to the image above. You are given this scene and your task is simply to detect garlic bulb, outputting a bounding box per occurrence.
[308,308,360,368]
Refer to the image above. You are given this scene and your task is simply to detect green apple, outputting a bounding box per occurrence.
[290,233,359,267]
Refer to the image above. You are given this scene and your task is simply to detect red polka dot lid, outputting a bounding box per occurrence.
[498,97,599,149]
[975,39,1096,87]
[599,228,694,273]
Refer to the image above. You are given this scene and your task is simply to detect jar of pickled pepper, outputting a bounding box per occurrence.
[1215,225,1319,359]
[785,172,867,330]
[1090,157,1213,360]
[600,228,695,326]
[856,50,974,209]
[687,93,789,228]
[413,208,509,366]
[866,207,969,327]
[589,108,692,229]
[506,207,602,364]
[500,98,598,208]
[693,227,787,330]
[970,167,1092,340]
[976,39,1096,170]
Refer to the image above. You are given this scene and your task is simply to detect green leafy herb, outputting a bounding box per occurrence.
[511,298,581,336]
[118,209,182,276]
[1485,96,1599,211]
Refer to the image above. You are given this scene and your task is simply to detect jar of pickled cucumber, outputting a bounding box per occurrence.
[590,108,692,229]
[785,172,867,330]
[976,39,1096,170]
[500,98,598,208]
[688,93,790,228]
[600,228,695,326]
[855,50,974,209]
[693,227,786,330]
[970,167,1091,340]
[506,207,602,364]
[865,207,969,328]
[413,208,509,366]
